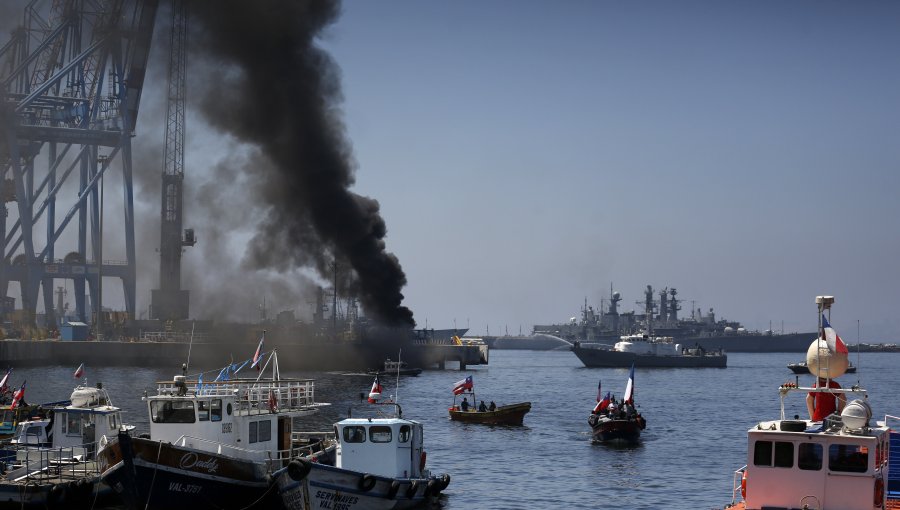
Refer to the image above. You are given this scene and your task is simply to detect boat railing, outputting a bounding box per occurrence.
[172,434,332,466]
[4,444,101,483]
[730,465,747,506]
[157,378,318,413]
[778,383,867,420]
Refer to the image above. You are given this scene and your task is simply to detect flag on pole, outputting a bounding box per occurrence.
[452,375,473,395]
[0,368,10,394]
[593,392,611,413]
[10,380,25,409]
[822,315,849,354]
[197,372,204,395]
[250,332,265,371]
[596,379,602,402]
[74,363,85,379]
[623,363,635,405]
[367,375,383,403]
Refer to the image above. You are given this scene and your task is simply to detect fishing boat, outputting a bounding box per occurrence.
[724,296,899,509]
[97,347,331,510]
[787,360,856,374]
[367,359,422,377]
[0,381,130,508]
[447,376,531,426]
[572,333,727,368]
[588,364,646,444]
[273,377,451,509]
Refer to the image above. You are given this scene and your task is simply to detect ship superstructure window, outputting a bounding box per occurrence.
[198,401,210,421]
[753,440,793,468]
[0,410,13,423]
[211,400,223,422]
[828,444,868,473]
[65,413,81,436]
[343,426,366,443]
[108,413,118,430]
[798,443,823,470]
[399,425,411,443]
[370,426,392,443]
[150,400,196,424]
[249,420,272,444]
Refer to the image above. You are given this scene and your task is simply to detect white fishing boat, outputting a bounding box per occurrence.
[724,296,899,510]
[97,348,331,510]
[273,377,450,509]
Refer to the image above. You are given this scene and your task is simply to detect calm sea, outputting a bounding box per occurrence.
[10,349,900,510]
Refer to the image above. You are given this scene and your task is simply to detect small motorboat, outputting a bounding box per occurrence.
[367,359,422,377]
[787,361,856,374]
[589,364,646,444]
[447,375,531,426]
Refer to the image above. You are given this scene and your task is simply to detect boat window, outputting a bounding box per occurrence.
[59,412,67,434]
[829,444,868,473]
[343,426,366,443]
[798,443,823,470]
[753,440,793,468]
[25,425,42,441]
[149,400,196,424]
[108,413,118,430]
[226,403,232,416]
[259,420,271,442]
[399,425,411,443]
[66,413,82,436]
[370,426,392,443]
[198,401,210,421]
[249,421,258,443]
[211,400,222,422]
[0,410,13,423]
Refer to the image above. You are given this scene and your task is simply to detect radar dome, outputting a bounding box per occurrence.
[805,338,849,379]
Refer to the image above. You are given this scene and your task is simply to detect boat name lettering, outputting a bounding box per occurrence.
[315,490,359,507]
[222,423,232,433]
[179,452,219,473]
[168,482,202,494]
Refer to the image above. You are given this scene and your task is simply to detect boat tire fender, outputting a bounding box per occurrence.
[780,420,806,432]
[425,479,439,497]
[48,483,64,503]
[406,480,419,499]
[387,480,401,499]
[359,473,377,492]
[588,414,599,426]
[439,474,451,491]
[138,432,151,439]
[287,459,312,482]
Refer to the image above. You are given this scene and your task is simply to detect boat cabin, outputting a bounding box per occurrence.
[146,375,326,462]
[615,334,679,355]
[10,385,125,460]
[737,387,890,510]
[334,417,425,479]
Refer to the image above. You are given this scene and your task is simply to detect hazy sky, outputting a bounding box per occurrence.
[4,1,900,341]
[315,1,900,340]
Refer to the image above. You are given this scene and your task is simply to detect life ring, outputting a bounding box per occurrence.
[287,459,311,482]
[420,451,427,471]
[740,471,747,499]
[358,473,377,492]
[387,480,401,499]
[875,477,885,507]
[406,480,419,499]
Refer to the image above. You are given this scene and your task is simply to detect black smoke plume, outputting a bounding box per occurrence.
[190,0,414,327]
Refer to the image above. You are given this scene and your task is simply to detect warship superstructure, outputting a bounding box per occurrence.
[531,285,816,352]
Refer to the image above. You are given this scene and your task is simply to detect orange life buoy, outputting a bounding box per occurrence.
[420,451,427,471]
[874,477,885,508]
[740,471,747,499]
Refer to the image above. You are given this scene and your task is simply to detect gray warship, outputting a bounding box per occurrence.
[526,285,817,353]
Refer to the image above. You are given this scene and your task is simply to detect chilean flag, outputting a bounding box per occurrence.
[623,363,635,405]
[367,375,383,403]
[452,375,473,395]
[822,315,849,354]
[74,363,85,379]
[10,380,25,409]
[0,367,10,393]
[593,391,611,413]
[250,332,265,370]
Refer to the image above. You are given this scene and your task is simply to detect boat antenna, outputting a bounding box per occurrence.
[395,348,402,405]
[185,320,196,371]
[856,319,861,386]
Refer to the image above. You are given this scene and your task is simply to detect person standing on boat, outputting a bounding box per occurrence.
[806,377,846,421]
[461,398,470,411]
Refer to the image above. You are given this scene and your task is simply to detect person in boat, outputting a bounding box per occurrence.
[461,397,470,412]
[478,401,487,412]
[806,377,846,422]
[489,401,496,411]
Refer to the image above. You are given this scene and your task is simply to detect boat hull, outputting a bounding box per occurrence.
[590,417,643,444]
[98,433,278,510]
[274,459,449,510]
[367,368,422,377]
[448,403,531,425]
[571,345,727,368]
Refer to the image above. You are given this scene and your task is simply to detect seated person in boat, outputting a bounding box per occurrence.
[806,377,846,421]
[461,397,470,411]
[489,401,496,411]
[478,401,487,412]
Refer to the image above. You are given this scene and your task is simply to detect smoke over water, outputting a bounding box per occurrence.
[190,0,414,327]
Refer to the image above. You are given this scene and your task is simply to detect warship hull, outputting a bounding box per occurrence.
[571,344,727,368]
